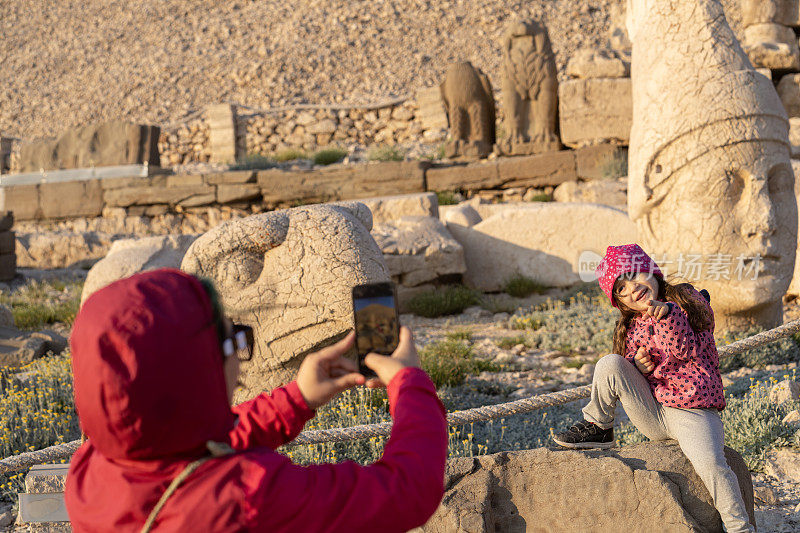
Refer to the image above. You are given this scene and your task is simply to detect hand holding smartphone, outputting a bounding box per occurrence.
[352,282,400,378]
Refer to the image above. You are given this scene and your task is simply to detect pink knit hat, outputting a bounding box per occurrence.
[596,244,663,307]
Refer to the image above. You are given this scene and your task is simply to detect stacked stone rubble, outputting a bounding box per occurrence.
[158,118,211,167]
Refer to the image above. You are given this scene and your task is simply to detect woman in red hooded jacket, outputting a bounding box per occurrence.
[65,269,448,532]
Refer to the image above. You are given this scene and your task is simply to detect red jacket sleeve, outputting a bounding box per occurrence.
[245,367,448,532]
[228,381,316,450]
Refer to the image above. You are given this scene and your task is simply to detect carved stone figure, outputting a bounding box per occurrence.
[627,0,797,331]
[496,19,560,156]
[439,61,496,159]
[181,202,389,402]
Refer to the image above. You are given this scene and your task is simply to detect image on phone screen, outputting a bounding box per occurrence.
[353,282,400,377]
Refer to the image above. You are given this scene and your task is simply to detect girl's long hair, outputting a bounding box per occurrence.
[611,274,714,357]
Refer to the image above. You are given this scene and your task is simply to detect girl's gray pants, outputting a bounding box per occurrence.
[582,354,754,533]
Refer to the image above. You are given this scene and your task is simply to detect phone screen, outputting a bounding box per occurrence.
[353,282,400,378]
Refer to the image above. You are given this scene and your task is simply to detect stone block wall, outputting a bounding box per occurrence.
[0,145,624,222]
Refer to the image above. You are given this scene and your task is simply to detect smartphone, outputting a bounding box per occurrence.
[352,281,400,378]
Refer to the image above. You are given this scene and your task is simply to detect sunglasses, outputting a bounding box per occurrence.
[221,323,255,362]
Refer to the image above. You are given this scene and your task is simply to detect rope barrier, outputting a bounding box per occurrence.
[3,318,800,473]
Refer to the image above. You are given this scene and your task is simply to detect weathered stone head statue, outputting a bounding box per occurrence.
[497,18,560,156]
[181,202,389,402]
[627,0,797,331]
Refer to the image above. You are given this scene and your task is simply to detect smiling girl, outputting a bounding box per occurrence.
[553,244,754,533]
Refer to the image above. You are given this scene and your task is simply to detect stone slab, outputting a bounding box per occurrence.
[0,253,14,281]
[425,162,500,191]
[495,151,578,188]
[559,78,632,148]
[39,179,103,219]
[166,174,204,187]
[0,231,14,254]
[258,161,427,206]
[18,493,69,523]
[216,183,261,204]
[204,170,256,185]
[0,184,40,220]
[0,211,13,231]
[357,192,439,224]
[415,86,449,131]
[26,464,69,494]
[104,184,216,207]
[17,121,160,172]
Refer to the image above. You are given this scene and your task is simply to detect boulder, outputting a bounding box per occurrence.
[0,327,67,366]
[440,203,483,228]
[777,73,800,117]
[372,216,465,287]
[743,23,800,70]
[765,448,800,483]
[742,0,800,27]
[448,203,638,291]
[0,304,13,328]
[181,202,389,401]
[81,235,199,304]
[566,48,630,79]
[552,180,627,210]
[357,192,439,224]
[421,442,755,533]
[16,120,160,172]
[790,117,800,158]
[558,78,632,148]
[769,379,800,404]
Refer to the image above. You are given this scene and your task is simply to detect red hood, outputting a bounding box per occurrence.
[71,269,235,461]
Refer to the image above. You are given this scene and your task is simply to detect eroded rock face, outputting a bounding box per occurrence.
[448,203,637,291]
[181,202,389,401]
[627,0,797,331]
[421,442,755,533]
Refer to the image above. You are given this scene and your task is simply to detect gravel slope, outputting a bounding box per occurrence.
[1,0,741,141]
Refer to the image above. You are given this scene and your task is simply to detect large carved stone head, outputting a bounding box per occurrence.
[181,202,389,402]
[627,0,797,330]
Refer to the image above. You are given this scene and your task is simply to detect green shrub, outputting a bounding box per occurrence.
[495,335,528,349]
[367,145,405,162]
[273,148,308,162]
[503,275,547,298]
[722,378,800,471]
[0,280,83,330]
[526,193,552,202]
[0,352,79,501]
[717,326,800,373]
[312,147,347,166]
[229,154,276,170]
[600,152,628,180]
[436,191,460,206]
[446,328,473,342]
[511,292,617,354]
[419,339,499,388]
[407,286,480,318]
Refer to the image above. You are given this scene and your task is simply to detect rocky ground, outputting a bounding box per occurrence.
[0,0,742,142]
